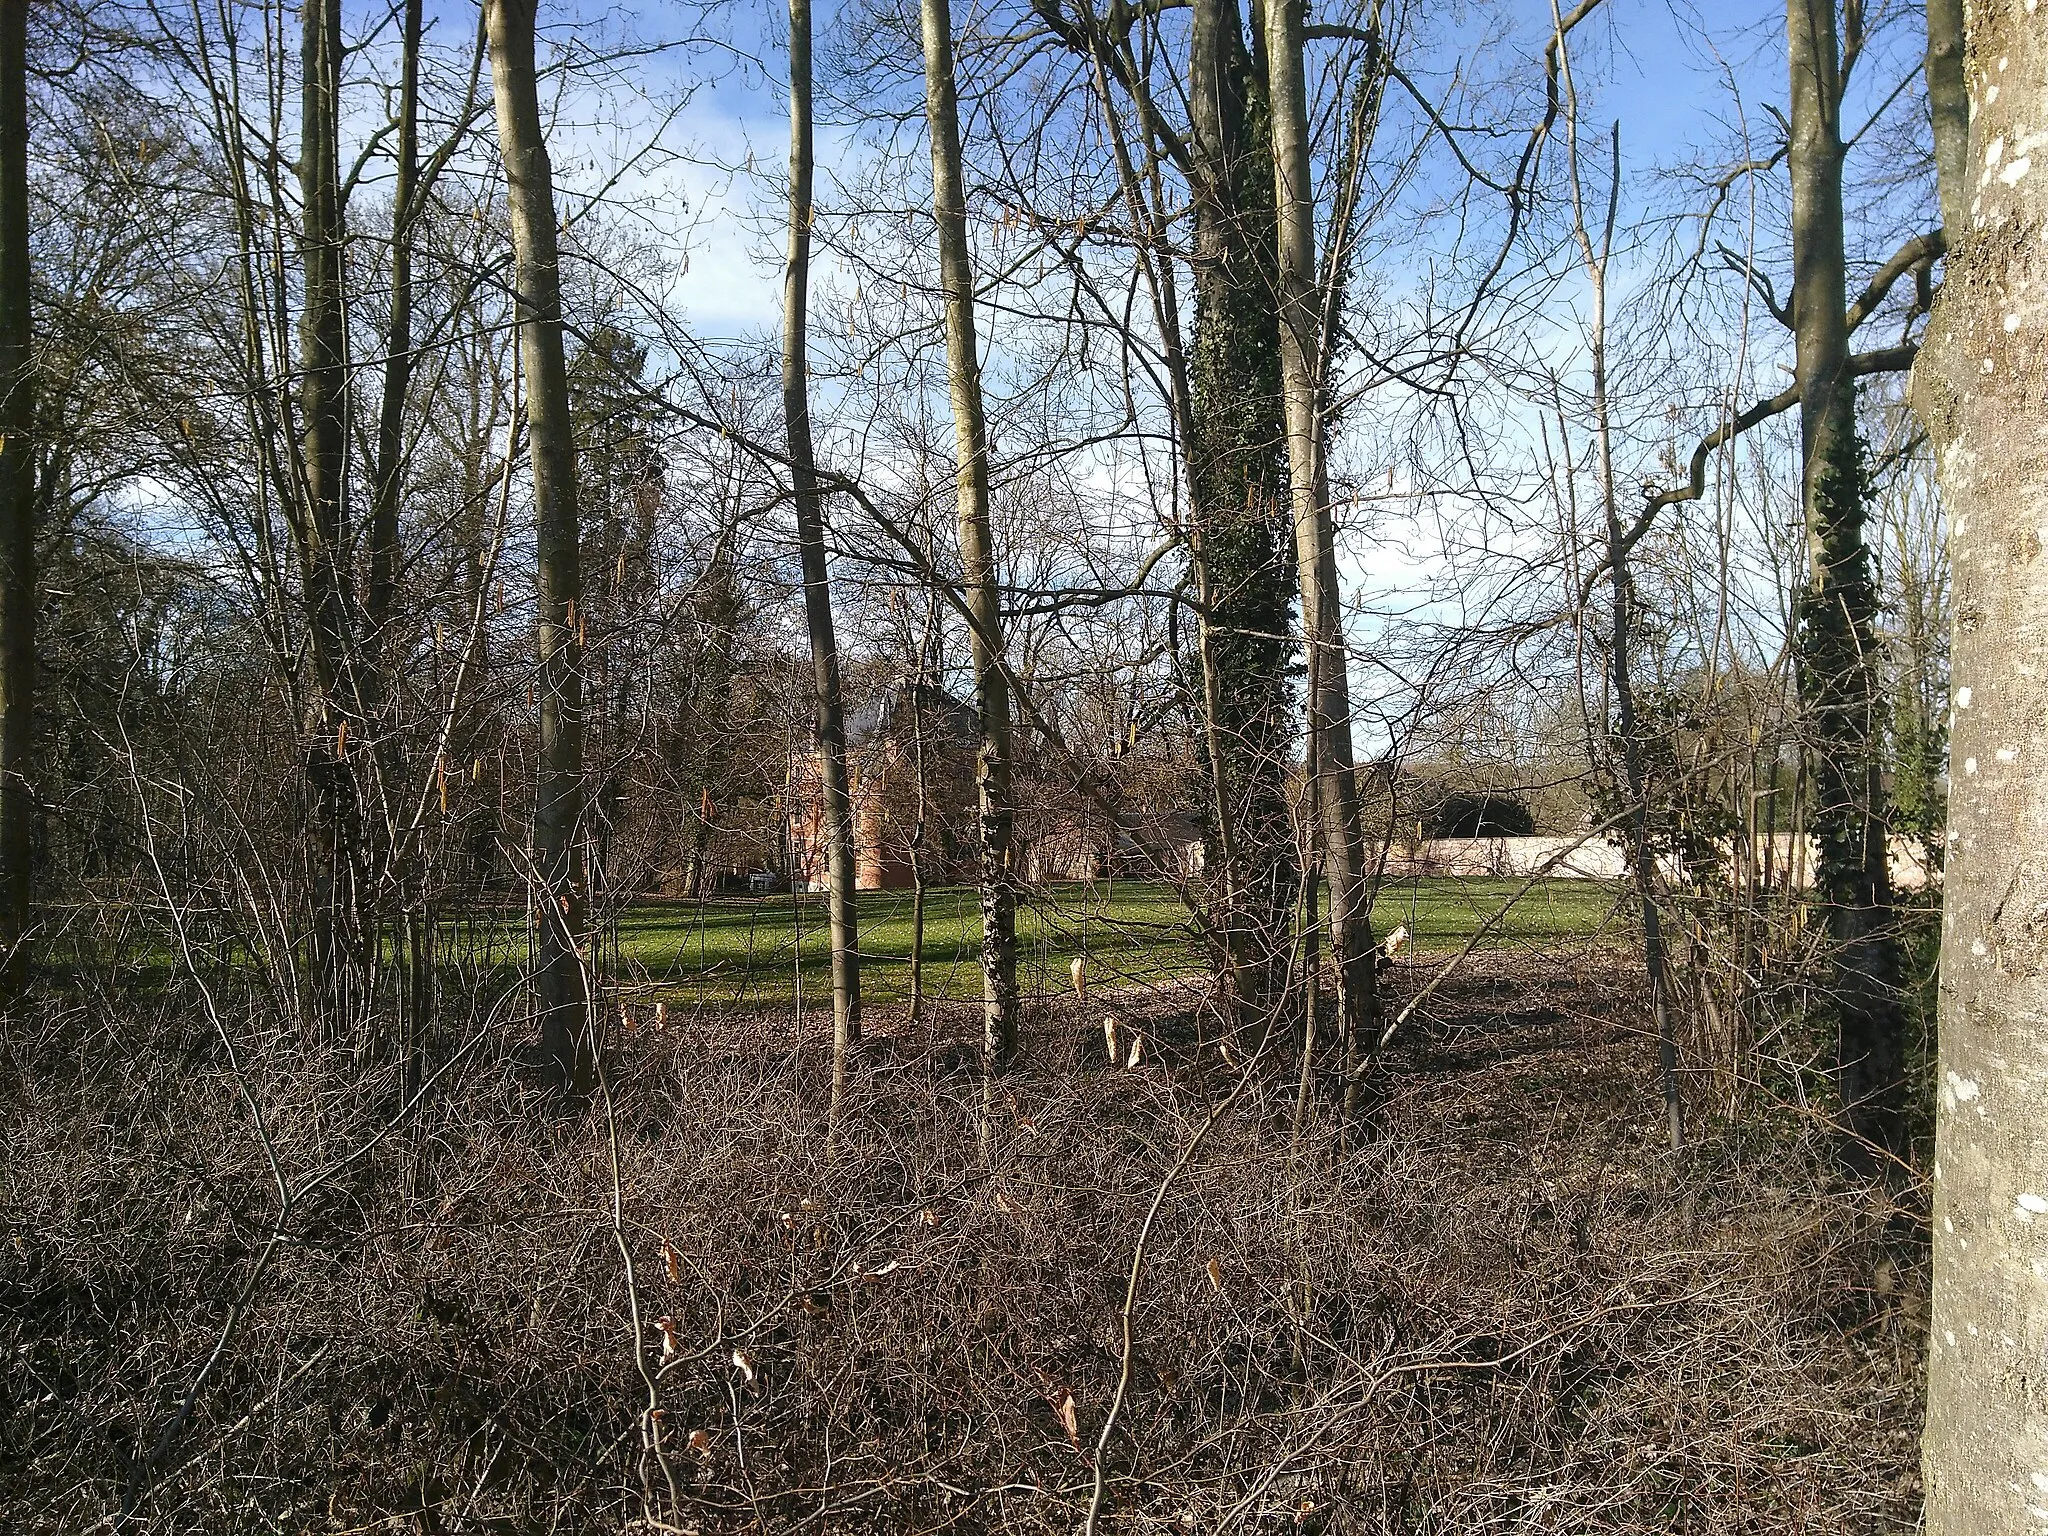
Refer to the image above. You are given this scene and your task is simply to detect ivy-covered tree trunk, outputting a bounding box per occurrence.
[1787,0,1903,1158]
[1188,0,1297,1044]
[1913,7,2048,1524]
[297,0,375,1031]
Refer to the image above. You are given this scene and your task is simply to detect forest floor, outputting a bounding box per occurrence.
[3,937,1927,1531]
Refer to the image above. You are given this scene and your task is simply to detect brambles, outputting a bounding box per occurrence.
[1,954,1920,1530]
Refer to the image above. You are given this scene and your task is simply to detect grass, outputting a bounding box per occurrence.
[593,875,1625,1008]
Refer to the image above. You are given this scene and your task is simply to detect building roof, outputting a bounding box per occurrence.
[844,679,979,750]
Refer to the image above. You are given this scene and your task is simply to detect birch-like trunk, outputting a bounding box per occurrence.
[1913,7,2048,1525]
[1263,0,1376,1067]
[918,0,1019,1071]
[487,0,590,1093]
[784,0,863,1126]
[0,0,32,995]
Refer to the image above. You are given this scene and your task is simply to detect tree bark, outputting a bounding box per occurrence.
[487,0,590,1093]
[1913,7,2048,1524]
[1263,0,1376,1068]
[1188,0,1297,1046]
[298,0,369,1027]
[784,0,863,1127]
[0,0,32,997]
[918,0,1020,1072]
[1787,0,1903,1158]
[1924,0,1968,242]
[368,0,422,648]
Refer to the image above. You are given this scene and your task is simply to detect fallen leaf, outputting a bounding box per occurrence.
[1056,1390,1080,1446]
[662,1238,682,1283]
[1126,1032,1145,1069]
[1103,1015,1120,1063]
[1070,955,1087,999]
[731,1348,756,1383]
[654,1316,680,1358]
[1205,1256,1223,1293]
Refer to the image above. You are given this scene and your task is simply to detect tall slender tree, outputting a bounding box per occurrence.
[1262,0,1375,1063]
[918,0,1020,1076]
[1786,0,1904,1157]
[487,0,590,1092]
[367,0,423,653]
[784,0,863,1131]
[0,0,32,997]
[298,0,369,1023]
[1914,7,2048,1525]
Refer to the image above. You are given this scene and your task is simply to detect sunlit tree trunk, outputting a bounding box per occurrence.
[784,0,862,1130]
[1924,0,1968,240]
[487,0,590,1093]
[918,0,1019,1075]
[1914,7,2048,1524]
[1263,0,1375,1069]
[0,0,32,997]
[1787,0,1903,1158]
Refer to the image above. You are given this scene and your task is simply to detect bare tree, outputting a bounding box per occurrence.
[1263,0,1376,1067]
[784,0,863,1130]
[1786,0,1903,1158]
[1559,91,1685,1151]
[296,0,372,1024]
[0,0,29,995]
[919,0,1019,1076]
[487,0,590,1093]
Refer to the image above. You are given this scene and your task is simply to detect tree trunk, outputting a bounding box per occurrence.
[1924,0,1968,241]
[298,0,371,1029]
[1188,0,1297,1046]
[784,0,863,1125]
[0,0,32,997]
[1263,0,1375,1067]
[1913,8,2048,1524]
[907,582,939,1026]
[369,0,422,649]
[487,0,590,1093]
[1787,0,1902,1158]
[918,0,1019,1072]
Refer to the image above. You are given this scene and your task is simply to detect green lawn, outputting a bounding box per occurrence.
[597,876,1624,1008]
